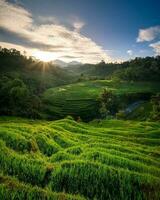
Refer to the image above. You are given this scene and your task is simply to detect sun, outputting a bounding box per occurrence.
[33,50,55,62]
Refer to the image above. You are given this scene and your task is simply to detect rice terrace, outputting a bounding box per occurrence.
[0,117,160,199]
[0,0,160,199]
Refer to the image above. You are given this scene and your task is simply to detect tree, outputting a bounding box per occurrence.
[99,102,108,118]
[99,89,119,118]
[0,77,42,118]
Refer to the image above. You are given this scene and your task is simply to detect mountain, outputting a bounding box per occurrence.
[52,59,68,67]
[52,59,82,67]
[68,61,82,66]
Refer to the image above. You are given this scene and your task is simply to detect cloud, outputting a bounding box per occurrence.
[0,28,64,51]
[0,41,32,56]
[37,16,58,24]
[0,0,32,34]
[137,26,160,42]
[149,41,160,55]
[73,21,85,32]
[127,49,133,56]
[0,0,111,63]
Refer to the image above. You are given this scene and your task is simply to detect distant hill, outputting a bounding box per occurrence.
[1,48,160,85]
[0,48,76,92]
[68,61,82,66]
[52,59,68,67]
[66,62,119,78]
[66,57,160,81]
[112,56,160,81]
[52,59,82,67]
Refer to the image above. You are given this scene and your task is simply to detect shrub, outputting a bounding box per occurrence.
[98,89,119,118]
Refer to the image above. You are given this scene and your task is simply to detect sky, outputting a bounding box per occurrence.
[0,0,160,63]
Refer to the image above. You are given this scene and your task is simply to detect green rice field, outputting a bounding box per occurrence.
[0,117,159,199]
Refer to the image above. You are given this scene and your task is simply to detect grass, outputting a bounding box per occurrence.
[43,80,160,120]
[0,174,84,200]
[0,116,159,199]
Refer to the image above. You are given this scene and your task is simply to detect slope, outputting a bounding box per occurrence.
[43,80,160,120]
[0,117,160,199]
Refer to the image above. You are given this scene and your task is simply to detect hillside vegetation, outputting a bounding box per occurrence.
[0,48,74,90]
[0,117,160,199]
[43,80,160,120]
[67,57,160,81]
[0,48,160,121]
[0,48,75,118]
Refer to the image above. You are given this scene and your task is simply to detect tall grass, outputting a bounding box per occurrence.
[50,160,160,200]
[0,117,160,199]
[0,174,84,200]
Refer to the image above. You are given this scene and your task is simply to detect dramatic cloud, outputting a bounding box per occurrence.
[149,41,160,55]
[0,0,111,63]
[127,49,133,56]
[137,26,160,42]
[0,0,32,34]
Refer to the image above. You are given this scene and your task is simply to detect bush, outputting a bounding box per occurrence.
[116,110,126,119]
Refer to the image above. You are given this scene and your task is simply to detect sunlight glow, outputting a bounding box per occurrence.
[33,50,55,62]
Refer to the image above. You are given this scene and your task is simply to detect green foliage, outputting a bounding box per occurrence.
[150,94,160,121]
[0,142,48,185]
[112,56,160,81]
[36,134,60,156]
[67,56,160,82]
[0,77,42,118]
[66,146,83,155]
[0,129,32,152]
[0,47,76,119]
[0,117,160,199]
[99,89,119,118]
[116,110,126,119]
[125,102,153,120]
[0,47,160,121]
[51,160,160,200]
[0,47,160,199]
[0,47,74,91]
[43,80,160,121]
[0,174,84,200]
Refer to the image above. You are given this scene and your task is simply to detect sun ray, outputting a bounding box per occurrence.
[32,50,55,62]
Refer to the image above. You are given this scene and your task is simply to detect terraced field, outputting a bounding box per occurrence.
[0,117,160,199]
[43,80,160,120]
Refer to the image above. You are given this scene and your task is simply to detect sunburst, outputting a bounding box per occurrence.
[33,50,55,62]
